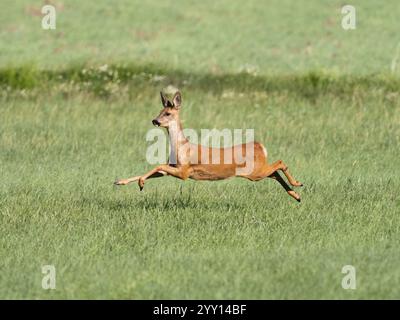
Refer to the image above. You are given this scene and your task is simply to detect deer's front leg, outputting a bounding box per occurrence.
[138,165,189,190]
[115,171,167,186]
[114,175,141,185]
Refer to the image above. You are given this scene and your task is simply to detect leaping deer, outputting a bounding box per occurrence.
[115,91,303,201]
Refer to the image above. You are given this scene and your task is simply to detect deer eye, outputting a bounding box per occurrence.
[165,112,171,116]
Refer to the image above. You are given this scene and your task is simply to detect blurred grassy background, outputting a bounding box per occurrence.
[1,0,400,74]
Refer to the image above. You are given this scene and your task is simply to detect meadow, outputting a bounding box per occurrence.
[0,0,399,299]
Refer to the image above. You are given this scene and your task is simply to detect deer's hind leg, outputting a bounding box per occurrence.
[244,161,301,202]
[269,171,301,202]
[258,160,303,187]
[277,161,303,187]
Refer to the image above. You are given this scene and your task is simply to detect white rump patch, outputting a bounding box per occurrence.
[261,144,268,158]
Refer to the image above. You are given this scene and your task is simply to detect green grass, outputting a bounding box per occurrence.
[1,88,399,299]
[2,0,400,75]
[1,0,400,299]
[2,64,400,98]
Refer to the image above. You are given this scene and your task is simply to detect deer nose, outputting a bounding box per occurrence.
[152,119,160,126]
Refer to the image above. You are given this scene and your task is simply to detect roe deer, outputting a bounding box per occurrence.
[115,91,303,201]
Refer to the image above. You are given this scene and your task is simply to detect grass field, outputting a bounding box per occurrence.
[2,0,400,74]
[1,1,400,299]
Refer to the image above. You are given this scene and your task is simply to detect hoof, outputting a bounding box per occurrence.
[138,178,145,191]
[288,190,301,202]
[293,181,303,187]
[114,179,127,185]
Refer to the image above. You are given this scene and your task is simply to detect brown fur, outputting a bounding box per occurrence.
[115,91,302,201]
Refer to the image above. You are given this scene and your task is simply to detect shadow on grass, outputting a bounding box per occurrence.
[1,63,400,100]
[79,193,249,212]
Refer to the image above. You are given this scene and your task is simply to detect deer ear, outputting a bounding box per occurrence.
[160,91,168,107]
[172,91,182,109]
[160,91,173,108]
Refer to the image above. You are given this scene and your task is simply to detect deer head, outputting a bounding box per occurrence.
[152,91,182,128]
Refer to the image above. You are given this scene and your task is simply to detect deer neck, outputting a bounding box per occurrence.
[167,118,188,165]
